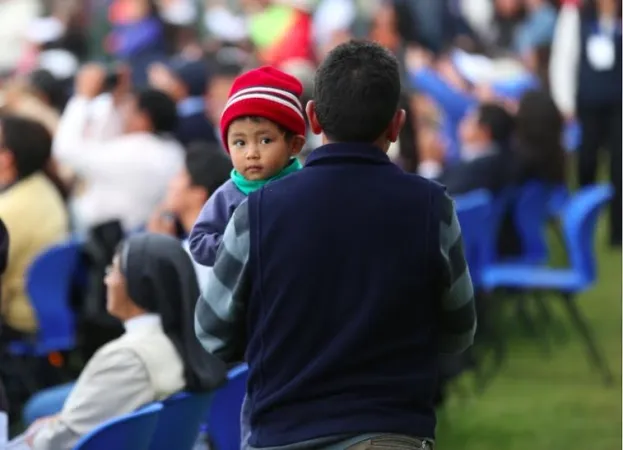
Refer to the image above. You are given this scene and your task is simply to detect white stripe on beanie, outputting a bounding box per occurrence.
[227,86,303,110]
[222,92,305,121]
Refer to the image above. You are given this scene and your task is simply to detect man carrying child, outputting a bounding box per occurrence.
[195,41,476,450]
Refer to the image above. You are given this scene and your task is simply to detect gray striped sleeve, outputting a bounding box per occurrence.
[195,199,250,362]
[438,192,477,354]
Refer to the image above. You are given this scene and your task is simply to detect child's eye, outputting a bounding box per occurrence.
[260,138,272,145]
[233,140,245,147]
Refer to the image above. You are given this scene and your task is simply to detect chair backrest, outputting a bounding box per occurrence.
[512,181,558,264]
[454,190,493,287]
[561,184,613,283]
[147,391,214,450]
[73,403,163,450]
[26,239,82,351]
[488,187,518,263]
[207,364,249,450]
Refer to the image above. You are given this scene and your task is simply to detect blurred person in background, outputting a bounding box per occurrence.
[0,77,61,136]
[0,0,42,74]
[0,116,69,339]
[53,64,184,233]
[205,52,245,146]
[148,57,218,146]
[513,89,566,186]
[418,102,516,195]
[21,233,226,450]
[147,141,232,287]
[515,0,558,71]
[107,0,168,87]
[550,0,621,247]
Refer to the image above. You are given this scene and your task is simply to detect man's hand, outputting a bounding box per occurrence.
[75,64,106,99]
[147,208,177,236]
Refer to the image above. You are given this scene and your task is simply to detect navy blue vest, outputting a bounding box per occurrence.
[245,143,446,447]
[577,18,622,107]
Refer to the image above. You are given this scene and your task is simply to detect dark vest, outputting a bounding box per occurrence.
[577,18,623,108]
[245,143,447,447]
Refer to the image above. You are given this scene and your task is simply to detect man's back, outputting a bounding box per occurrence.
[242,143,474,446]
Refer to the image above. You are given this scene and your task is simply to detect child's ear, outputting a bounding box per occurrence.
[290,135,306,156]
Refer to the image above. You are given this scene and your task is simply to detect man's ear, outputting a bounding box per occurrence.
[305,100,323,135]
[386,109,406,143]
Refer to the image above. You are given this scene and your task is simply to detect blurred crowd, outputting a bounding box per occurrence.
[0,0,621,446]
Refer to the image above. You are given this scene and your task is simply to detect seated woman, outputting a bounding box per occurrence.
[22,233,226,450]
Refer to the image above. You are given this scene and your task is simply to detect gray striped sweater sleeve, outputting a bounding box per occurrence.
[195,199,250,363]
[438,191,477,354]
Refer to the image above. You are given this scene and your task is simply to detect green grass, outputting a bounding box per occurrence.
[437,220,622,450]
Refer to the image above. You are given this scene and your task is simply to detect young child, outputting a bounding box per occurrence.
[188,66,307,266]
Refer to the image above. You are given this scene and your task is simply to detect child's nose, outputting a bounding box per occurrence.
[246,145,260,159]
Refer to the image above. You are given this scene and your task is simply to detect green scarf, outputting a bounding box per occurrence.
[230,158,302,195]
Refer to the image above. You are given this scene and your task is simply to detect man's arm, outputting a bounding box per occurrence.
[195,199,250,363]
[438,191,477,354]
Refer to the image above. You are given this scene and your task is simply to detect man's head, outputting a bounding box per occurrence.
[0,115,52,187]
[306,40,405,151]
[220,66,306,180]
[125,88,179,135]
[459,102,515,149]
[164,141,233,219]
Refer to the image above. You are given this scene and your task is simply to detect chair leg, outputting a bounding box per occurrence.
[532,292,563,342]
[560,295,614,385]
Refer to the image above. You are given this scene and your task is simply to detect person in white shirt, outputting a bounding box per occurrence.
[53,65,185,233]
[20,233,226,450]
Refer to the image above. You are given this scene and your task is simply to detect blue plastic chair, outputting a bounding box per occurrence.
[10,240,82,355]
[147,391,214,450]
[505,182,558,265]
[454,190,493,288]
[73,403,163,450]
[206,363,249,450]
[482,184,614,383]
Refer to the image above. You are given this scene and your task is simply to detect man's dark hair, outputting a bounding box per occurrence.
[185,141,233,195]
[313,40,402,143]
[136,88,179,134]
[0,115,52,179]
[477,103,515,146]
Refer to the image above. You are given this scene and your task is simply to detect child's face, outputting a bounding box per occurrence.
[228,117,303,181]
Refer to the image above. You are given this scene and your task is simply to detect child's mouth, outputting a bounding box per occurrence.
[245,166,263,174]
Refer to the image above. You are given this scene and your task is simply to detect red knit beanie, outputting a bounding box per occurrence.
[220,66,306,152]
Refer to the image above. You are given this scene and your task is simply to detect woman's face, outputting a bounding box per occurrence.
[104,254,134,320]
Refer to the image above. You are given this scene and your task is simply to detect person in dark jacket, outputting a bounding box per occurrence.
[195,40,476,450]
[148,57,218,146]
[418,102,517,195]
